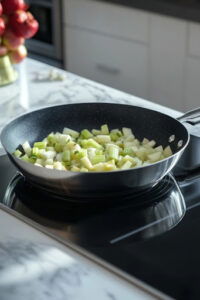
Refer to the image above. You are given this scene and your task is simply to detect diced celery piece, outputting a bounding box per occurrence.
[63,127,79,138]
[80,167,89,172]
[43,150,56,160]
[147,152,161,162]
[81,129,93,139]
[54,143,63,152]
[142,138,149,145]
[71,166,80,172]
[14,149,22,158]
[91,155,106,165]
[80,156,93,170]
[110,132,119,142]
[92,129,101,135]
[163,146,173,157]
[21,154,29,162]
[62,150,71,162]
[95,135,111,144]
[45,165,54,169]
[121,148,133,156]
[56,153,63,162]
[36,158,44,165]
[107,145,119,160]
[32,147,39,156]
[45,158,54,165]
[154,145,163,152]
[22,141,32,155]
[81,139,102,149]
[101,124,109,135]
[54,161,64,170]
[122,127,133,137]
[120,161,132,170]
[146,140,156,148]
[34,141,47,149]
[73,149,87,160]
[57,134,71,145]
[34,163,42,167]
[46,146,55,151]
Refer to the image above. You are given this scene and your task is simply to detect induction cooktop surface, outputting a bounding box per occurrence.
[1,153,200,299]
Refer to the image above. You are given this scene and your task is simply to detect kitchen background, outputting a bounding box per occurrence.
[27,0,200,112]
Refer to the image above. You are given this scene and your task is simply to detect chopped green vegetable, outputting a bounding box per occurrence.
[13,125,173,172]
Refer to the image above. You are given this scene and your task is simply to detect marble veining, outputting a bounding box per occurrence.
[0,58,180,138]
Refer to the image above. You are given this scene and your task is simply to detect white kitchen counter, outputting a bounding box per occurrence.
[0,57,176,299]
[0,57,181,137]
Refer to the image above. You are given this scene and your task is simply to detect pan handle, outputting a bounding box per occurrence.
[177,107,200,125]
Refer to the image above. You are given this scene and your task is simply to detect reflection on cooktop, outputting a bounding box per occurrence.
[3,174,186,247]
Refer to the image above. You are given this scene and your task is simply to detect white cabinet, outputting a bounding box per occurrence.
[185,57,200,111]
[63,0,200,111]
[65,27,149,98]
[149,14,187,111]
[63,0,149,43]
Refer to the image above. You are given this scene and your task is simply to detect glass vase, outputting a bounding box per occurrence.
[0,55,18,86]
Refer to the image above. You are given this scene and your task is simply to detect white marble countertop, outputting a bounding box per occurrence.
[0,206,168,300]
[0,58,181,137]
[0,57,176,299]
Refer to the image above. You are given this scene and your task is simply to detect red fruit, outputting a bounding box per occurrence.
[0,18,5,36]
[0,45,8,56]
[9,11,39,39]
[0,3,3,16]
[9,44,27,64]
[3,29,24,50]
[1,0,26,15]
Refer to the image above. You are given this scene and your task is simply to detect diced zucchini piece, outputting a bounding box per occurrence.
[63,127,79,138]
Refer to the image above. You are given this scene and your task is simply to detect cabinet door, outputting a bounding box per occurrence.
[149,14,187,111]
[65,27,149,99]
[185,57,200,111]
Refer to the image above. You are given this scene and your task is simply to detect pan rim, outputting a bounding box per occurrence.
[1,102,190,174]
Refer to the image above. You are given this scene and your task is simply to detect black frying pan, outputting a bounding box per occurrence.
[0,103,190,199]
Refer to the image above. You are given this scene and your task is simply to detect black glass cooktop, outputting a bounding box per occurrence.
[1,153,200,299]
